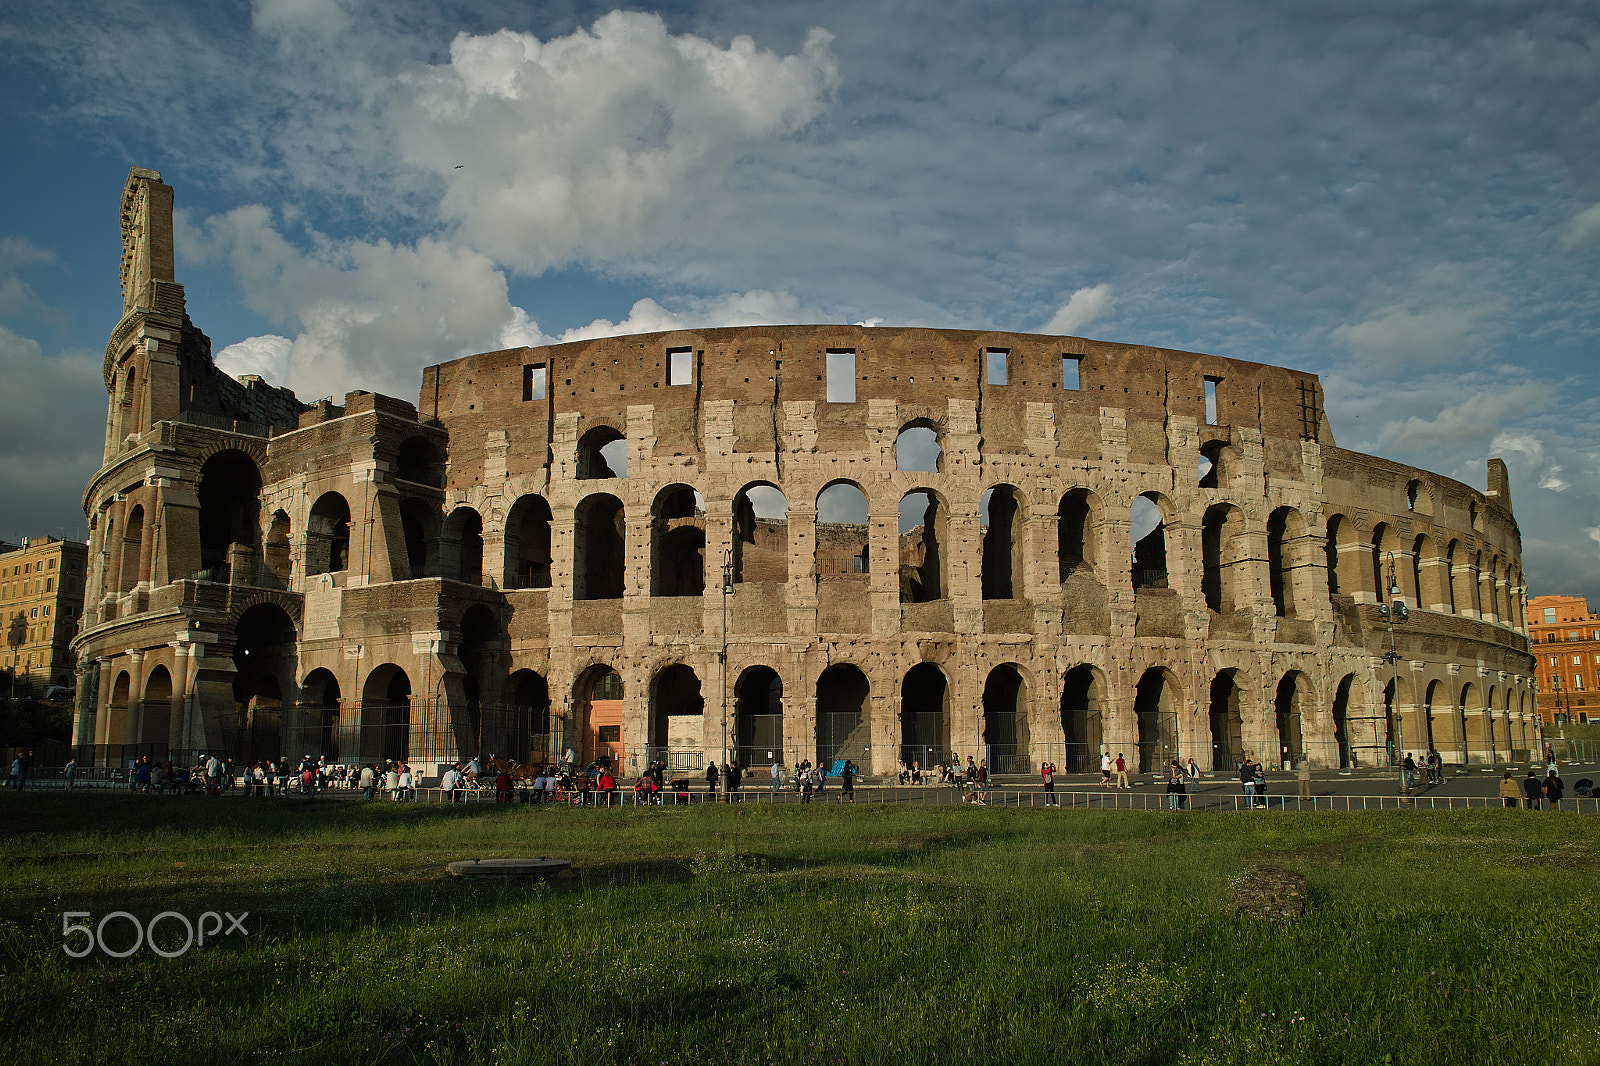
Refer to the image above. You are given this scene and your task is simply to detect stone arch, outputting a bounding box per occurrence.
[816,481,869,578]
[980,484,1026,600]
[505,669,551,765]
[733,483,789,583]
[1405,478,1433,515]
[1207,669,1245,771]
[1370,522,1405,602]
[1412,533,1446,612]
[816,662,870,768]
[297,667,342,762]
[1133,667,1181,772]
[306,492,352,576]
[732,665,781,769]
[573,664,624,768]
[1058,489,1101,580]
[265,510,292,586]
[898,488,949,603]
[577,425,627,479]
[399,498,439,579]
[442,506,484,586]
[651,485,706,597]
[1443,539,1463,614]
[1331,673,1354,769]
[1198,439,1227,488]
[1458,680,1481,765]
[108,670,132,745]
[901,662,949,769]
[233,603,297,738]
[457,603,502,715]
[1267,506,1305,619]
[395,436,445,488]
[118,504,145,593]
[360,664,412,765]
[1130,492,1172,590]
[198,449,262,577]
[140,664,173,748]
[1419,678,1443,757]
[504,494,553,589]
[650,662,706,761]
[895,421,942,473]
[1273,670,1310,768]
[982,662,1031,773]
[1060,664,1105,772]
[1202,503,1248,614]
[574,493,626,600]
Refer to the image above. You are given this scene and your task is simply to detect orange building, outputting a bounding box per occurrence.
[1529,594,1600,724]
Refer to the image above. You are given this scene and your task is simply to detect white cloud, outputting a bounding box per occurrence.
[215,334,293,382]
[1560,203,1600,251]
[1041,284,1114,336]
[180,206,537,402]
[389,14,838,272]
[1331,303,1485,368]
[559,290,815,342]
[1378,382,1547,454]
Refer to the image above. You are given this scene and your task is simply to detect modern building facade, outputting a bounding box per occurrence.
[2,536,89,695]
[1529,594,1599,724]
[71,167,1538,774]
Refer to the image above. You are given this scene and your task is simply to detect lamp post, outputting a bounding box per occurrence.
[720,548,734,797]
[1377,552,1410,794]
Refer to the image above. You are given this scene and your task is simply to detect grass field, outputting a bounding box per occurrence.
[1,795,1596,1065]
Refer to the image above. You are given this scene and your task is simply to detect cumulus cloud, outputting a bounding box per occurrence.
[1378,382,1549,454]
[180,206,540,401]
[1560,203,1600,251]
[1331,303,1488,368]
[0,326,102,541]
[559,290,815,342]
[388,14,838,271]
[1041,284,1114,336]
[215,334,293,382]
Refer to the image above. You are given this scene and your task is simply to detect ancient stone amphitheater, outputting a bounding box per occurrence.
[72,168,1538,777]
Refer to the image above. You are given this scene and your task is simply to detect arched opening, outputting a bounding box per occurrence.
[574,494,625,600]
[108,671,131,745]
[733,484,788,583]
[816,663,870,769]
[1412,534,1444,611]
[265,510,292,586]
[1208,670,1244,771]
[980,485,1024,600]
[360,665,411,765]
[233,603,297,762]
[1267,507,1301,618]
[458,604,501,755]
[1130,493,1169,589]
[118,505,145,593]
[1058,490,1099,580]
[504,495,553,589]
[575,666,624,768]
[1274,672,1308,768]
[901,663,949,770]
[399,498,439,579]
[734,666,783,770]
[895,423,941,472]
[441,506,484,586]
[1421,679,1441,757]
[1444,540,1463,614]
[395,436,445,488]
[816,483,869,578]
[305,492,352,576]
[898,490,947,603]
[1198,440,1225,488]
[651,664,705,769]
[1060,664,1104,772]
[577,426,627,479]
[1324,514,1346,597]
[1201,504,1245,614]
[296,668,342,762]
[141,665,173,749]
[1133,667,1179,772]
[651,486,706,597]
[1458,681,1477,765]
[506,670,551,765]
[982,663,1030,774]
[1332,674,1353,769]
[198,450,262,579]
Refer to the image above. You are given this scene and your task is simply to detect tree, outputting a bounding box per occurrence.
[6,611,24,655]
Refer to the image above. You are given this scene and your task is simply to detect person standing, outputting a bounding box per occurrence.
[1041,761,1056,807]
[1253,761,1267,808]
[1297,759,1312,802]
[1186,756,1199,780]
[1402,752,1417,792]
[1544,769,1565,812]
[64,756,77,790]
[1167,763,1187,810]
[1114,753,1128,789]
[1239,760,1255,808]
[705,760,720,798]
[841,760,856,803]
[771,759,784,796]
[1100,750,1113,788]
[1498,771,1522,808]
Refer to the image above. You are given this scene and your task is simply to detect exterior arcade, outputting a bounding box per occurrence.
[71,168,1537,777]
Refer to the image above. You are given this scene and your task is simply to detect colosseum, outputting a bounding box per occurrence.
[71,167,1539,778]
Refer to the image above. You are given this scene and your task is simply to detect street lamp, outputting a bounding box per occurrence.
[1376,552,1410,794]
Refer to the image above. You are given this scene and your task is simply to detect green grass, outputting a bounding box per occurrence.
[1,795,1596,1065]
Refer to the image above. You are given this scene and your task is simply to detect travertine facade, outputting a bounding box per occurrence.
[72,168,1538,775]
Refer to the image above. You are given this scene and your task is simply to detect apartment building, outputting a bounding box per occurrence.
[1,536,89,695]
[1529,594,1600,724]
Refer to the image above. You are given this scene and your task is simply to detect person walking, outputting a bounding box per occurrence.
[1099,750,1113,787]
[1498,771,1522,808]
[771,759,784,796]
[1402,752,1417,792]
[1114,753,1128,789]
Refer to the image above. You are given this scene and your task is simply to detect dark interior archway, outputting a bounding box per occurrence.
[816,664,869,768]
[733,666,781,769]
[982,664,1030,773]
[900,663,949,769]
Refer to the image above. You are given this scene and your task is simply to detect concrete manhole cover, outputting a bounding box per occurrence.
[446,858,574,880]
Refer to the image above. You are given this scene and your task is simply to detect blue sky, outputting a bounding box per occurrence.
[1,0,1597,603]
